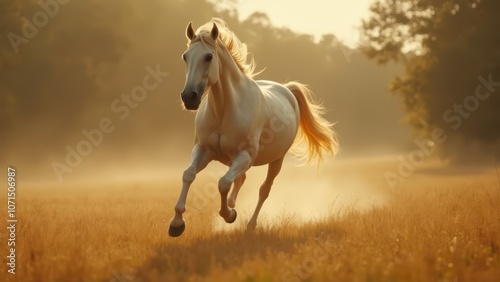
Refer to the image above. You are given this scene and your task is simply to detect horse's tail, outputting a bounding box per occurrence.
[285,81,339,164]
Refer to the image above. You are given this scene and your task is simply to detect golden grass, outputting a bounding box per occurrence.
[1,172,499,282]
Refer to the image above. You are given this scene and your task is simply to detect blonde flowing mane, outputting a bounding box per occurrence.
[189,18,257,77]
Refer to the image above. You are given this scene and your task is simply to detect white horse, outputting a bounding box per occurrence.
[169,18,338,237]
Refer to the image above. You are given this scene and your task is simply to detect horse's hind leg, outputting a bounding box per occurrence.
[247,156,284,231]
[228,173,246,208]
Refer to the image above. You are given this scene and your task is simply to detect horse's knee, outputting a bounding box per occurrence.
[182,168,196,183]
[218,176,232,194]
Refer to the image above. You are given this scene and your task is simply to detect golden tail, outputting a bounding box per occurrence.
[285,81,339,163]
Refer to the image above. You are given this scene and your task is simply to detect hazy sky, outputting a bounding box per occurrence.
[235,0,374,47]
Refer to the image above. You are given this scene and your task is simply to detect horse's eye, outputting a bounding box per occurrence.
[182,54,186,61]
[205,53,213,62]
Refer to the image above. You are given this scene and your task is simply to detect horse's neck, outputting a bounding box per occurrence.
[207,48,252,121]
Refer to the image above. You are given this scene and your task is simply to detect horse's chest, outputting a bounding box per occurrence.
[196,107,262,161]
[202,125,257,160]
[213,133,231,155]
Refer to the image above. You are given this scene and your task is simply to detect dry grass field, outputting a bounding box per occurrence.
[1,157,499,282]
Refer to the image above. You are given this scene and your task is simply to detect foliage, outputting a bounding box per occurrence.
[361,0,500,161]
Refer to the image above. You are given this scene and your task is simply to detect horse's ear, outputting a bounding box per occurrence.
[186,22,195,41]
[211,23,219,40]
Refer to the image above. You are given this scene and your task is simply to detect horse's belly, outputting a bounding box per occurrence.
[201,125,297,166]
[253,123,298,166]
[253,91,300,165]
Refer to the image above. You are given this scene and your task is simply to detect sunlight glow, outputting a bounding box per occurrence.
[233,0,375,47]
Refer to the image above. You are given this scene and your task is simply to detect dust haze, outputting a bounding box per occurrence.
[1,0,497,209]
[1,0,414,184]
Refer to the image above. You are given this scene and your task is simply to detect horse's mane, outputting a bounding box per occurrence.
[189,18,257,77]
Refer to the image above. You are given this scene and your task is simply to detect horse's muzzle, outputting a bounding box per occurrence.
[181,90,200,110]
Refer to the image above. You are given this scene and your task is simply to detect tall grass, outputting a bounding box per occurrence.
[1,178,499,282]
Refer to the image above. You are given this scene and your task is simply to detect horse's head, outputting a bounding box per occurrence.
[180,22,220,110]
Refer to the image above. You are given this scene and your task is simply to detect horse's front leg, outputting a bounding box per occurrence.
[169,144,213,237]
[228,173,246,208]
[218,150,253,223]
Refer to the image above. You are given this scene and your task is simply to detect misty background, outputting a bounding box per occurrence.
[1,0,498,182]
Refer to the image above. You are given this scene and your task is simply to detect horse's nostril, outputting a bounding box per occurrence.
[191,92,198,101]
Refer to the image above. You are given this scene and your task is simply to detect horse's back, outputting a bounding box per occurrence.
[256,80,299,114]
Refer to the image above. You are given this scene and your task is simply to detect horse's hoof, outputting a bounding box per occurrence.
[225,209,237,224]
[168,223,185,237]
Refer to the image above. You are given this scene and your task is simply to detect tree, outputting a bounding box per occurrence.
[0,0,129,163]
[361,0,500,162]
